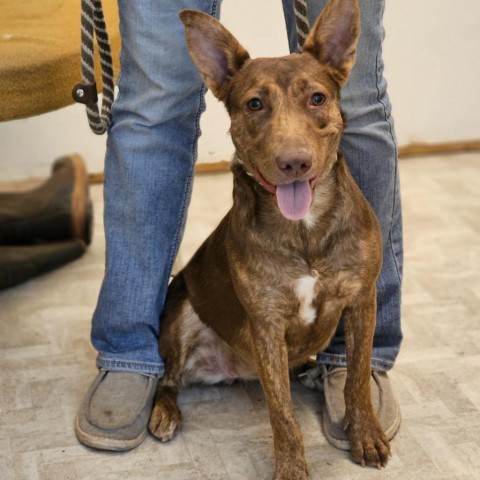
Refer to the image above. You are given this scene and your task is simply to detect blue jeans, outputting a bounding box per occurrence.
[91,0,403,376]
[282,0,403,371]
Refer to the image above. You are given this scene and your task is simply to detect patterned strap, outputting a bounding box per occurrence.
[72,0,114,135]
[73,1,309,134]
[294,0,310,52]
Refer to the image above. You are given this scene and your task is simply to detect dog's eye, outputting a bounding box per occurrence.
[247,98,263,111]
[310,92,326,106]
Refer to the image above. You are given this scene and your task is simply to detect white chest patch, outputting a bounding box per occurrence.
[294,274,318,325]
[301,211,317,229]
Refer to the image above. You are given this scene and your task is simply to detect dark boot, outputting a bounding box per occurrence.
[0,155,93,245]
[0,241,86,291]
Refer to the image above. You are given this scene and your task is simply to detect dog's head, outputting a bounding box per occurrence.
[180,0,360,221]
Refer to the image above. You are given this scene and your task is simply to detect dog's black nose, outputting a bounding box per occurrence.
[275,151,312,178]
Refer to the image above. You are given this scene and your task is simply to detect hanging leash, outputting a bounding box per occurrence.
[294,0,309,52]
[73,1,308,135]
[72,0,114,135]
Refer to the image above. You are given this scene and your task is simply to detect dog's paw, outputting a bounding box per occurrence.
[346,416,391,468]
[273,459,310,480]
[273,471,309,480]
[148,399,182,442]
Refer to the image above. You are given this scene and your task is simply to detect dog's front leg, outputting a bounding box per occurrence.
[343,288,391,468]
[249,321,310,480]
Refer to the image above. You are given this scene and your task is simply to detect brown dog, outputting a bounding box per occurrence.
[149,1,390,478]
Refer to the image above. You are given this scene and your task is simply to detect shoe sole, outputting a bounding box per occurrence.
[322,400,402,452]
[74,415,147,452]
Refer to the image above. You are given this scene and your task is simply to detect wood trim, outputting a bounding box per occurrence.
[195,160,231,174]
[88,139,480,183]
[398,140,480,158]
[88,172,105,184]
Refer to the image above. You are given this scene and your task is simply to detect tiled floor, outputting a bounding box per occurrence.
[1,153,479,479]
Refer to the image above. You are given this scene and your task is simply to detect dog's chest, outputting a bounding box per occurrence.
[293,272,319,325]
[291,267,362,326]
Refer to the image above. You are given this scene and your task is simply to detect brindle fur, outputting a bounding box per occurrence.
[149,1,391,478]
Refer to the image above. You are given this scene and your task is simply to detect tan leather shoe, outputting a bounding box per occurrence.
[321,366,401,451]
[75,370,158,451]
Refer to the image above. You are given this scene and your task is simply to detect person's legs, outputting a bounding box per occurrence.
[282,0,403,448]
[317,0,403,371]
[93,0,223,375]
[283,0,403,371]
[76,0,222,451]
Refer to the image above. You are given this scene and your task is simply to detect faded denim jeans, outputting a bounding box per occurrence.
[91,0,403,375]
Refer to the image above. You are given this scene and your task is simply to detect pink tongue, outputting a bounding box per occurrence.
[276,180,312,220]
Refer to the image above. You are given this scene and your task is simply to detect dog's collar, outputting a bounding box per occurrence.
[232,153,247,169]
[232,153,257,182]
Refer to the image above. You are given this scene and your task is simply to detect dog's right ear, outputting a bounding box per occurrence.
[180,10,250,102]
[303,0,360,86]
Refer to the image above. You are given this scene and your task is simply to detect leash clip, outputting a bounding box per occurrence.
[72,82,98,105]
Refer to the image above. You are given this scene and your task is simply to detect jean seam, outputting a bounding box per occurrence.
[374,2,402,288]
[316,353,394,372]
[164,90,204,283]
[164,0,219,279]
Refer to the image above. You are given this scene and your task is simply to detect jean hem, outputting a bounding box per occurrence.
[316,353,395,372]
[96,356,165,377]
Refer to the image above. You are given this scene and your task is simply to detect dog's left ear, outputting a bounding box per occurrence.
[180,10,250,102]
[303,0,360,85]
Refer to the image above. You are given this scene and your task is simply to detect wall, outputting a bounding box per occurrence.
[383,0,480,145]
[1,0,479,182]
